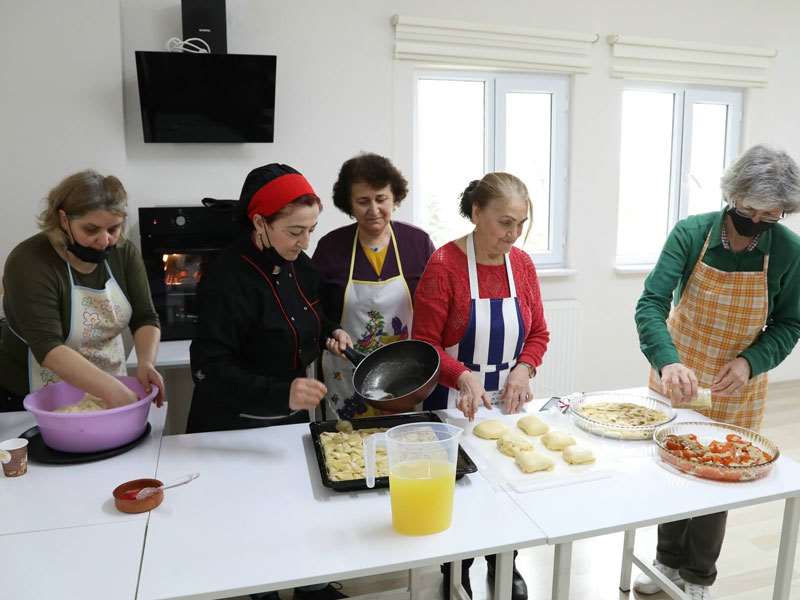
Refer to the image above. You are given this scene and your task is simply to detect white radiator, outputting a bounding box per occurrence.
[531,299,580,398]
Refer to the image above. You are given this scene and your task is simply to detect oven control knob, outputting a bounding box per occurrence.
[175,215,187,226]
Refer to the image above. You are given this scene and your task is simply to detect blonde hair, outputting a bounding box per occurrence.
[38,170,128,234]
[459,172,533,240]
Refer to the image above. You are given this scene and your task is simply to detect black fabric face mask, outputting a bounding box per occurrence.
[727,208,776,237]
[64,223,114,263]
[256,224,288,267]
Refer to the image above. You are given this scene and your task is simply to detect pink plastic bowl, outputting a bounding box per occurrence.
[22,376,155,453]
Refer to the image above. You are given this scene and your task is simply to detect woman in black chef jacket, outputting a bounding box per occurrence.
[187,164,350,600]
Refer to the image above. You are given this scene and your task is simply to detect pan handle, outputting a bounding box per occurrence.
[343,347,366,367]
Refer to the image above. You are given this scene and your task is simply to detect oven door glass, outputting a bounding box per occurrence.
[145,250,219,341]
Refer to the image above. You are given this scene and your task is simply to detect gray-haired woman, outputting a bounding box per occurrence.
[0,170,164,412]
[634,145,800,599]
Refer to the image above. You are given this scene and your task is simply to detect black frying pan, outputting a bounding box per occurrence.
[343,340,440,412]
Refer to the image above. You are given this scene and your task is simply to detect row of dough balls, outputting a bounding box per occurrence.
[473,417,595,473]
[473,415,549,439]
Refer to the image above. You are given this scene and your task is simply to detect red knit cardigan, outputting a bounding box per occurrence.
[412,242,550,389]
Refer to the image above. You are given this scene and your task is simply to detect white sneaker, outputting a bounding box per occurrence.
[633,560,685,594]
[685,582,713,599]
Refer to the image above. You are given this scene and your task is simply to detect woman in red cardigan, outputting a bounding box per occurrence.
[412,172,549,600]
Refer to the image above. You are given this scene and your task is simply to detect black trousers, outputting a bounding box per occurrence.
[442,550,519,576]
[656,511,728,586]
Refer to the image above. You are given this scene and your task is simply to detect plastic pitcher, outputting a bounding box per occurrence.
[364,422,463,535]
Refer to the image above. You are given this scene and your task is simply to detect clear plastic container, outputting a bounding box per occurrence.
[364,422,462,535]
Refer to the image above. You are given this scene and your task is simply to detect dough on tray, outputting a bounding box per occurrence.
[515,450,555,473]
[563,445,596,465]
[541,430,576,451]
[497,431,534,457]
[473,419,508,440]
[517,415,549,436]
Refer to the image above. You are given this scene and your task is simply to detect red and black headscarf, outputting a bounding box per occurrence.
[239,163,319,221]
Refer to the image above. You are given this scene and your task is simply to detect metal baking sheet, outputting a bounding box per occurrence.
[309,411,478,492]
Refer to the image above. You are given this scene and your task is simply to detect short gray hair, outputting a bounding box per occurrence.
[721,145,800,214]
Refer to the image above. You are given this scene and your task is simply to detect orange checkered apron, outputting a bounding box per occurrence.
[649,234,769,430]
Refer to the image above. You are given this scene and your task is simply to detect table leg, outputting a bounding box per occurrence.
[552,542,573,600]
[448,560,461,600]
[619,528,636,591]
[409,567,423,600]
[494,551,514,600]
[773,496,800,600]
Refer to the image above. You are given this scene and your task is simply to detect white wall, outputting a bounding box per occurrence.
[2,0,799,390]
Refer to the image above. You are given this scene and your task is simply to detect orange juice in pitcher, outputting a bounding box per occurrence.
[390,459,455,535]
[365,422,463,536]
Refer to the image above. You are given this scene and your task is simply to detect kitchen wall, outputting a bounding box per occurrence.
[2,0,799,390]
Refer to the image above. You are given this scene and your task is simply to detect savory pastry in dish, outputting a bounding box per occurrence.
[497,430,534,457]
[473,419,508,440]
[577,402,667,427]
[562,445,596,465]
[515,450,555,473]
[541,430,576,451]
[517,415,549,436]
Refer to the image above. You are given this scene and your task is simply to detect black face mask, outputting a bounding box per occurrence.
[65,222,114,264]
[256,224,288,267]
[727,208,776,237]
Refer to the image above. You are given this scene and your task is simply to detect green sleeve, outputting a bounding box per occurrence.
[2,243,66,363]
[739,255,800,376]
[634,223,693,372]
[119,242,160,332]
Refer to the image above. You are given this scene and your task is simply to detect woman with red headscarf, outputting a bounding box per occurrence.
[187,164,352,446]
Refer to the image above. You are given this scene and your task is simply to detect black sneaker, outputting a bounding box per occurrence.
[293,583,347,600]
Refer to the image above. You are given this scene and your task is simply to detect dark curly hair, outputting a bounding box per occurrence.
[332,153,408,216]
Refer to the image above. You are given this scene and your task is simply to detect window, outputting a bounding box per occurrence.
[414,72,569,267]
[616,86,742,266]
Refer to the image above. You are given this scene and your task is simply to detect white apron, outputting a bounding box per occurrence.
[323,224,414,418]
[26,261,132,391]
[424,232,525,409]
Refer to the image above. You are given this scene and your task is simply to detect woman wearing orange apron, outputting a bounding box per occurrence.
[634,145,800,600]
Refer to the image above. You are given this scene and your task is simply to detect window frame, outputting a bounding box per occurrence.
[413,69,570,268]
[616,83,743,267]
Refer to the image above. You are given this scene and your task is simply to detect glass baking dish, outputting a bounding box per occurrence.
[568,391,676,440]
[654,421,779,482]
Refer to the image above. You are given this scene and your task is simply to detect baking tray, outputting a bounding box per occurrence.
[309,412,478,492]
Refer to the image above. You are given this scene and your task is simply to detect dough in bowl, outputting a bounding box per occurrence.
[497,431,534,457]
[563,445,596,465]
[515,450,555,473]
[541,430,576,451]
[473,419,508,440]
[517,415,549,436]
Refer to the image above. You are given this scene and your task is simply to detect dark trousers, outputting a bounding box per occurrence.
[442,550,518,576]
[656,511,728,586]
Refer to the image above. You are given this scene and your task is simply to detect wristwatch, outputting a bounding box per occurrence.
[516,361,536,378]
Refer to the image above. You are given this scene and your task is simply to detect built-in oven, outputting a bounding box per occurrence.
[139,203,241,341]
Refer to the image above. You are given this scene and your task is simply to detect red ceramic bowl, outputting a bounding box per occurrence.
[113,478,164,514]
